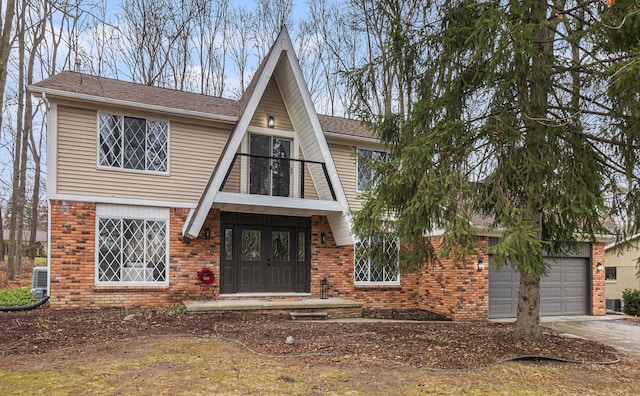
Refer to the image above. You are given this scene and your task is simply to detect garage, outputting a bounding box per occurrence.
[488,241,592,319]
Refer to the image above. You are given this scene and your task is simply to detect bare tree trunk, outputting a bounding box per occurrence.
[0,1,16,274]
[0,0,16,134]
[0,206,4,262]
[7,0,26,280]
[26,1,47,263]
[28,128,42,262]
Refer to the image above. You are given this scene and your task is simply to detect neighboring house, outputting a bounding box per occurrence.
[29,29,606,319]
[2,228,48,256]
[605,235,640,311]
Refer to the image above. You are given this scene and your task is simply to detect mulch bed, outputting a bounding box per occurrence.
[0,306,621,370]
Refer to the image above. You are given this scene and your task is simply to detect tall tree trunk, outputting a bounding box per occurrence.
[0,0,16,279]
[28,135,41,262]
[514,272,543,340]
[26,1,47,263]
[8,0,30,278]
[0,0,16,134]
[0,206,4,262]
[512,0,554,341]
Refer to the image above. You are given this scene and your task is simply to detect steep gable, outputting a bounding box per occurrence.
[249,77,293,130]
[184,28,353,245]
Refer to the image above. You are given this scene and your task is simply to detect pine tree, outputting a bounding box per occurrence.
[351,0,640,340]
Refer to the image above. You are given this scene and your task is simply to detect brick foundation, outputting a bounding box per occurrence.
[48,200,606,318]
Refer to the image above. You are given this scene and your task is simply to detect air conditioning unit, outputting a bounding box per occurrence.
[31,266,48,299]
[606,298,621,312]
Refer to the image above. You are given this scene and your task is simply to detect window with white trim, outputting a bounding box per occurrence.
[96,215,168,285]
[605,266,617,282]
[354,233,400,285]
[357,148,389,192]
[99,113,168,172]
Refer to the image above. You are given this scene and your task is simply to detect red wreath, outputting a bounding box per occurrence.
[197,268,215,285]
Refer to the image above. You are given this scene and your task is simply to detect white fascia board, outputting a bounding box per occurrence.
[48,193,197,209]
[215,192,343,213]
[28,85,238,124]
[285,49,353,223]
[184,35,286,239]
[181,209,196,235]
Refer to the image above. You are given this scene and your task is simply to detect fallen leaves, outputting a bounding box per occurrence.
[0,307,623,370]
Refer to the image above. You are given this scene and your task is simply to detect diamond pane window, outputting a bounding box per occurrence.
[357,148,389,192]
[354,233,400,285]
[147,120,168,172]
[97,217,168,284]
[99,113,168,172]
[99,114,122,167]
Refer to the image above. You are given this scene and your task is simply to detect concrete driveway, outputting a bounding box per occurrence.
[544,316,640,358]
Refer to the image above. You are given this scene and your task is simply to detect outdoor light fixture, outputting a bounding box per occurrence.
[321,278,329,299]
[596,262,603,272]
[321,233,327,244]
[477,258,485,271]
[204,227,211,239]
[267,115,275,128]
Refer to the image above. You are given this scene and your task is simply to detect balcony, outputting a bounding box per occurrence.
[216,153,340,215]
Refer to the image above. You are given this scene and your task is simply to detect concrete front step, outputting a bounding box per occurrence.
[183,297,362,319]
[289,311,328,320]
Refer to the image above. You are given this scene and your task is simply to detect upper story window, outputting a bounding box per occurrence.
[357,148,388,192]
[99,113,168,173]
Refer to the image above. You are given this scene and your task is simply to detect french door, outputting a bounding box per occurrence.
[220,213,310,294]
[250,134,291,197]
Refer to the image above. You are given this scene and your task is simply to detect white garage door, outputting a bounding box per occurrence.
[489,255,590,319]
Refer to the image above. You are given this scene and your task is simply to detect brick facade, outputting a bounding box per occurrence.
[49,201,222,308]
[417,237,489,319]
[591,242,606,316]
[48,200,605,318]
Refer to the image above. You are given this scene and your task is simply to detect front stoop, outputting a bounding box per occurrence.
[183,297,362,319]
[289,311,328,320]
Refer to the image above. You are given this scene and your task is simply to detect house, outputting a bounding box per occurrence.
[1,228,48,256]
[605,235,640,311]
[29,29,606,319]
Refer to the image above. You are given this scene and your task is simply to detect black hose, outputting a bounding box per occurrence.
[0,296,50,312]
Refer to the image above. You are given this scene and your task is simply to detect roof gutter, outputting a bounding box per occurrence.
[27,85,239,124]
[323,130,379,144]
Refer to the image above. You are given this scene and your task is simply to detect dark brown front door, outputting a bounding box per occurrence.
[221,213,310,294]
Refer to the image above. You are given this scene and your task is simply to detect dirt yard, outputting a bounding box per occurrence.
[1,306,640,394]
[2,264,640,394]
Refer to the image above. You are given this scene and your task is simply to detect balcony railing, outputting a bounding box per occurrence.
[220,153,337,201]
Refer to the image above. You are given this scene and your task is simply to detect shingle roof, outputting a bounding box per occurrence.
[30,71,239,118]
[30,71,375,139]
[317,114,374,139]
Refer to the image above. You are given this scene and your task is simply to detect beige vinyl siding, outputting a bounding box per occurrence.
[221,150,241,193]
[328,142,360,211]
[328,140,388,211]
[605,241,640,301]
[300,149,319,200]
[250,77,293,130]
[56,106,230,202]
